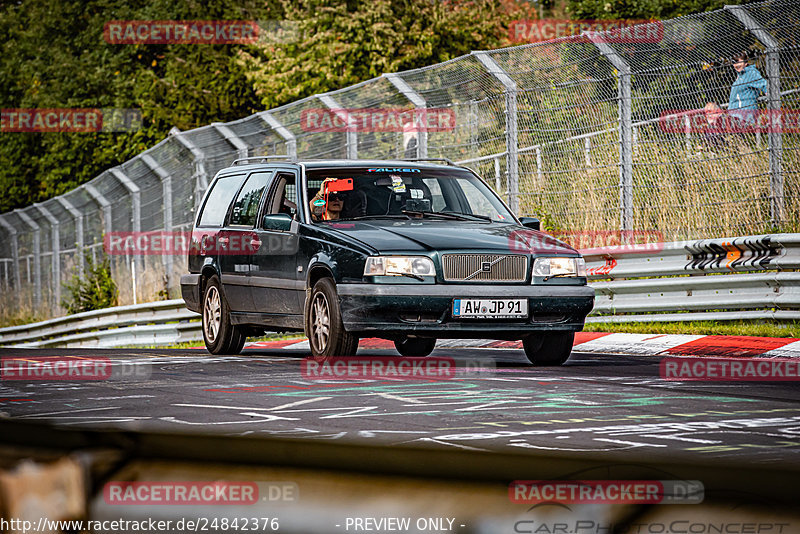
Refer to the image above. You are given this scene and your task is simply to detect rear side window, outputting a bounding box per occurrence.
[197,174,246,227]
[230,172,273,226]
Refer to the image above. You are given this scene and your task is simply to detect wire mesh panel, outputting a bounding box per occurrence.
[0,2,798,320]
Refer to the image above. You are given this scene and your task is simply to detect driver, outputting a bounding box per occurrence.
[310,178,345,221]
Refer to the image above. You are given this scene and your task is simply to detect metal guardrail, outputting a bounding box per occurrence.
[0,299,200,348]
[584,232,800,323]
[0,233,797,347]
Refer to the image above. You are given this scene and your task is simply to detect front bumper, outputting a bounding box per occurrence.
[337,283,595,338]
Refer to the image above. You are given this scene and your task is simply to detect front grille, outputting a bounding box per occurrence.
[442,254,527,282]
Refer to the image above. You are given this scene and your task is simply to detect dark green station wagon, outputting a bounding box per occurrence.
[180,158,594,365]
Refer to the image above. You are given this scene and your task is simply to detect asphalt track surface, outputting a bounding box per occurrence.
[1,345,799,466]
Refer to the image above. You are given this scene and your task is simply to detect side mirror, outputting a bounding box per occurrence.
[262,213,293,231]
[519,216,540,231]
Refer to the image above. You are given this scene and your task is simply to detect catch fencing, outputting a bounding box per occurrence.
[0,0,799,320]
[2,233,797,348]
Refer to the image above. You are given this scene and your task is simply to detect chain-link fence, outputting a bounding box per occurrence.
[1,0,798,321]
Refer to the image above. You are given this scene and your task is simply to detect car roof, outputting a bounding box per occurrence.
[223,159,465,172]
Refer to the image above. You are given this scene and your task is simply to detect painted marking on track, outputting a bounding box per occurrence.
[370,393,427,404]
[594,438,667,448]
[267,397,333,411]
[411,437,488,451]
[17,406,120,417]
[637,433,721,444]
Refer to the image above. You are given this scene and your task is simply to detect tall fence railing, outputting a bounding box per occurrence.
[1,0,798,321]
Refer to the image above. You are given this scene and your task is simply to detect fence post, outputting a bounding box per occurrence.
[110,167,142,273]
[385,73,428,159]
[473,51,519,213]
[588,36,634,233]
[141,154,174,292]
[15,209,41,309]
[319,95,357,160]
[33,203,60,313]
[726,4,783,226]
[84,184,112,236]
[169,128,209,211]
[57,196,84,276]
[0,214,20,292]
[212,123,250,160]
[258,111,297,161]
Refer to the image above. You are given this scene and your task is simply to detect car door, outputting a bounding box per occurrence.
[193,172,248,306]
[220,170,274,313]
[250,170,304,326]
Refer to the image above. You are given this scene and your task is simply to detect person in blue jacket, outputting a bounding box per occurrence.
[728,51,767,129]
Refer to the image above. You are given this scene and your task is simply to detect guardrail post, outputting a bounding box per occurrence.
[319,95,358,160]
[110,167,142,273]
[258,111,298,161]
[473,51,519,214]
[0,214,20,292]
[212,123,250,160]
[169,128,209,211]
[384,73,428,159]
[726,5,783,226]
[141,154,174,291]
[15,209,42,309]
[588,35,634,234]
[33,203,60,313]
[57,196,84,276]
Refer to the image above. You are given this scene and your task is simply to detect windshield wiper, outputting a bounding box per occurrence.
[440,211,493,222]
[343,214,411,220]
[401,210,464,220]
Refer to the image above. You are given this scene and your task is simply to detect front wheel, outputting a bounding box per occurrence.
[307,278,359,360]
[394,337,436,357]
[522,331,574,366]
[202,275,246,355]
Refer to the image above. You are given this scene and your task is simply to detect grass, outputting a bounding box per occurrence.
[584,320,800,338]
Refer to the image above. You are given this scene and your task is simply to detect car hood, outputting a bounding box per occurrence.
[322,220,579,255]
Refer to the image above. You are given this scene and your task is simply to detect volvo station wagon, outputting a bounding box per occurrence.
[180,158,594,365]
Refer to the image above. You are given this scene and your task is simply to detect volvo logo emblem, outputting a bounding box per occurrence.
[481,261,492,272]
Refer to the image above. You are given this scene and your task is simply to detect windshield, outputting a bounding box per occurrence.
[304,167,515,223]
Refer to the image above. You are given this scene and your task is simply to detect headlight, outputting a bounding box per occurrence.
[364,256,435,277]
[532,257,586,279]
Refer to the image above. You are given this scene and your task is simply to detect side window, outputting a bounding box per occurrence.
[264,173,298,221]
[198,174,246,227]
[230,172,273,226]
[422,178,447,211]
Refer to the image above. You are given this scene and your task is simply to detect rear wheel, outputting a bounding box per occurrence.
[307,278,359,360]
[394,337,436,357]
[522,331,574,366]
[202,276,246,355]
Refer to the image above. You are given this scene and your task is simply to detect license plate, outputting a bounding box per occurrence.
[452,298,528,319]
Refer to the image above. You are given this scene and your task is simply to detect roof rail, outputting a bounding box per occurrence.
[402,158,457,166]
[231,156,292,166]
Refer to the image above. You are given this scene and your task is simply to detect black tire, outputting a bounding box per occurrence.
[522,331,574,366]
[307,278,359,360]
[394,337,436,357]
[202,275,246,355]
